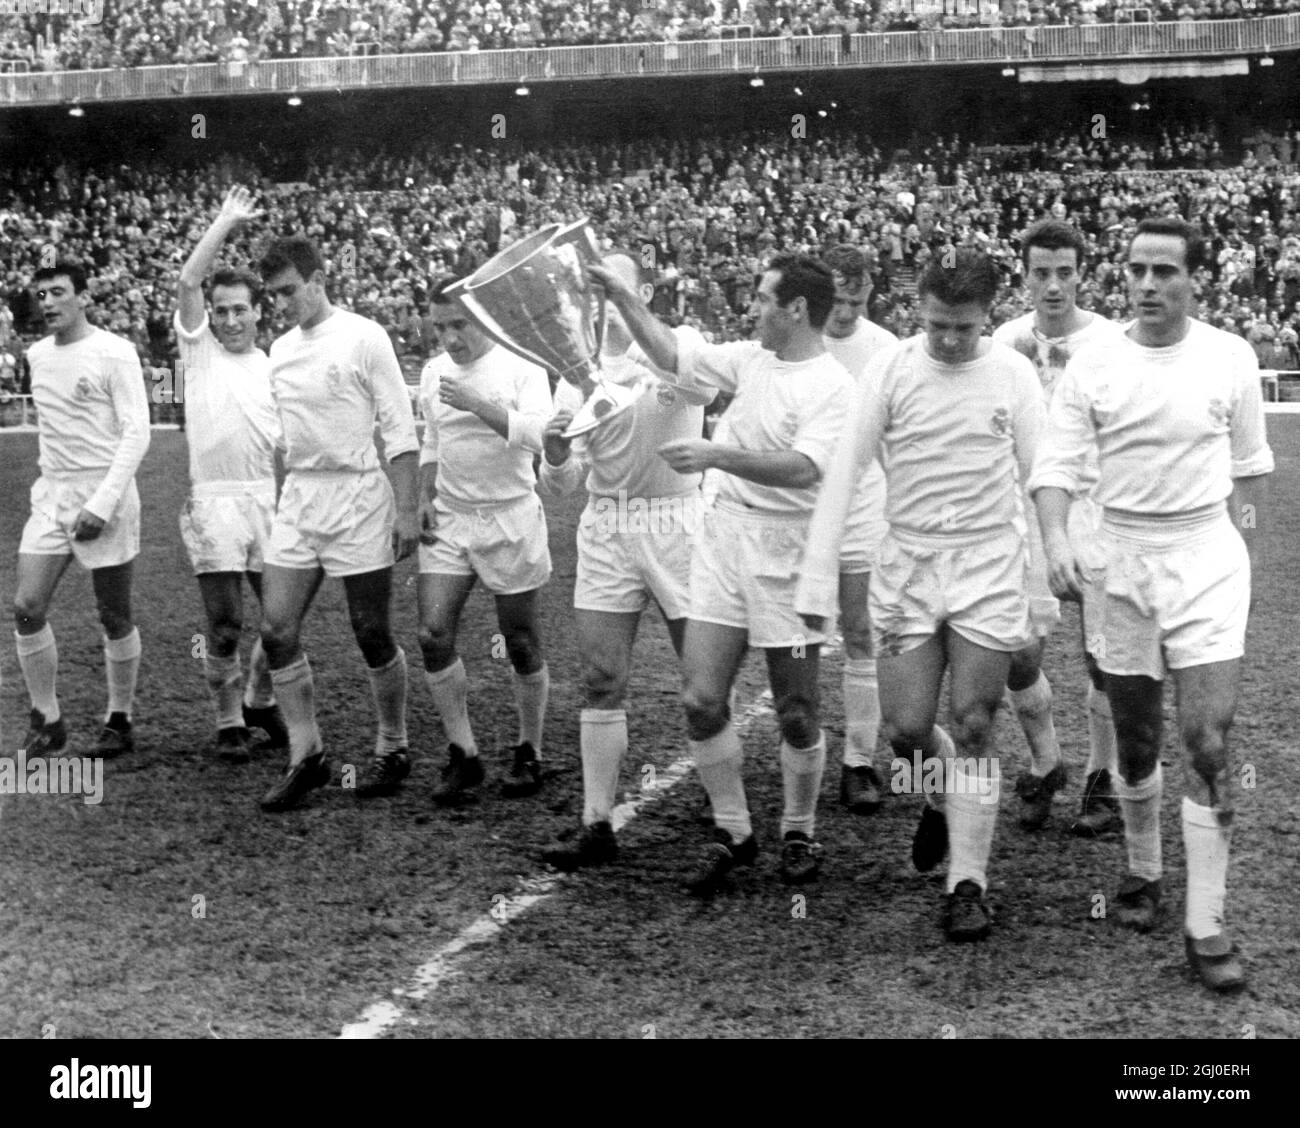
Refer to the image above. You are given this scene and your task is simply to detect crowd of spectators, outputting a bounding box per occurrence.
[3,0,1300,72]
[3,119,1300,422]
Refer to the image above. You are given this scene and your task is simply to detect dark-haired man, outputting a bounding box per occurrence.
[176,185,288,764]
[1031,217,1272,992]
[538,249,714,870]
[414,277,554,804]
[798,249,1044,942]
[821,244,898,815]
[993,219,1127,835]
[592,253,852,893]
[255,234,420,811]
[14,259,150,758]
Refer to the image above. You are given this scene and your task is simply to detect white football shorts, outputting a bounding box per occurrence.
[20,472,140,570]
[180,479,276,575]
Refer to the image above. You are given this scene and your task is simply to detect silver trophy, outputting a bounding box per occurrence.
[445,218,646,438]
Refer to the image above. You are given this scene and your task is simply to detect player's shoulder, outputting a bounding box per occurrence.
[1190,317,1256,362]
[991,312,1033,343]
[91,327,142,363]
[26,334,55,361]
[491,343,548,381]
[859,318,899,347]
[987,337,1038,380]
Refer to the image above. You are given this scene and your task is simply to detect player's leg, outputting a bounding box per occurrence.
[258,563,328,810]
[765,641,827,884]
[543,608,640,871]
[418,571,481,802]
[1073,642,1121,836]
[839,569,883,814]
[1173,658,1246,991]
[942,628,1013,940]
[1106,673,1166,932]
[492,587,549,797]
[90,561,139,757]
[240,569,287,751]
[1007,637,1066,830]
[197,571,254,761]
[877,633,948,872]
[342,566,412,797]
[681,619,753,893]
[13,551,71,753]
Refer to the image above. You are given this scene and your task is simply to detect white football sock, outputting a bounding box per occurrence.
[244,636,276,709]
[1008,672,1060,776]
[841,657,880,769]
[945,754,1001,893]
[1085,683,1118,776]
[15,624,59,722]
[270,654,323,766]
[367,647,409,755]
[691,723,750,842]
[1115,765,1163,881]
[203,650,244,730]
[424,658,477,757]
[780,731,827,838]
[926,725,956,810]
[580,708,626,825]
[513,663,549,755]
[1182,796,1231,940]
[103,628,141,721]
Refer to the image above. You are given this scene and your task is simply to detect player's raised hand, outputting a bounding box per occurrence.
[543,410,575,465]
[799,614,826,634]
[392,508,419,562]
[586,263,637,305]
[657,438,715,475]
[72,508,106,542]
[217,185,262,226]
[418,498,438,546]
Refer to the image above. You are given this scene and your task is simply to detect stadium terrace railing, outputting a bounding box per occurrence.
[2,17,1299,106]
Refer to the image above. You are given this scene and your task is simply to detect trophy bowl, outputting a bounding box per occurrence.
[445,219,646,438]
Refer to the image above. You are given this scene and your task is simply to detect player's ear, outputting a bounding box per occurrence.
[638,282,654,303]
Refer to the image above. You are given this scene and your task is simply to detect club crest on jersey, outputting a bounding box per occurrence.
[1207,398,1230,427]
[656,382,676,408]
[74,376,94,399]
[990,406,1010,436]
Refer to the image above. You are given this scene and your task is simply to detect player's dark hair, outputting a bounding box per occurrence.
[33,260,89,294]
[917,248,1000,308]
[209,267,262,303]
[257,235,326,282]
[1131,216,1207,272]
[429,275,464,305]
[767,253,835,330]
[822,244,870,291]
[602,248,654,287]
[1021,220,1087,270]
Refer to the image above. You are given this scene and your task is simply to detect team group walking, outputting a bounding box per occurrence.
[10,185,1272,993]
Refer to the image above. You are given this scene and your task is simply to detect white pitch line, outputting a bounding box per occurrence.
[339,639,837,1039]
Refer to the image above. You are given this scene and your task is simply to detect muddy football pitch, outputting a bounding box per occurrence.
[2,426,1298,1040]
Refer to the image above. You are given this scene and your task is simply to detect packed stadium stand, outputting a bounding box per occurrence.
[3,0,1300,71]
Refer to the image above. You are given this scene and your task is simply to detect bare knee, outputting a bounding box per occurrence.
[951,703,996,755]
[683,681,728,741]
[502,624,542,675]
[881,718,932,759]
[776,697,819,748]
[97,603,134,640]
[582,658,628,710]
[205,615,242,658]
[418,618,457,669]
[1182,719,1230,792]
[352,616,395,668]
[13,594,49,634]
[260,615,301,667]
[1006,647,1041,692]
